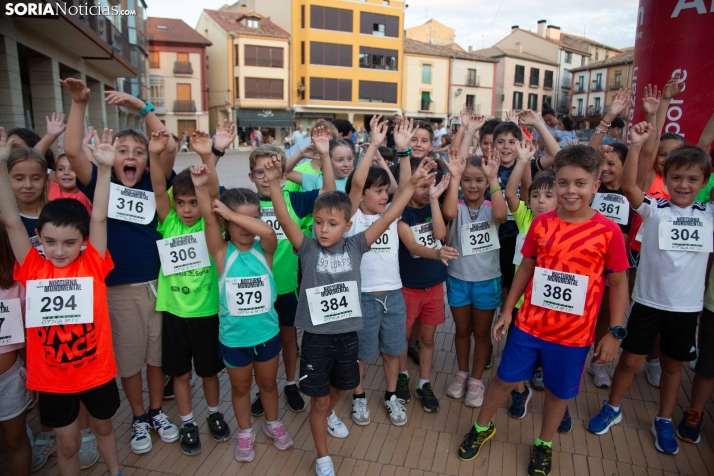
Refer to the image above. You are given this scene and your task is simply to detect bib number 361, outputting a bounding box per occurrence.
[25,277,94,328]
[530,267,588,316]
[659,216,713,252]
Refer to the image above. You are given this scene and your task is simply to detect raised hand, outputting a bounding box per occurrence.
[410,157,438,187]
[264,155,284,183]
[629,121,655,145]
[369,115,389,146]
[190,164,210,187]
[103,90,146,110]
[437,245,459,266]
[212,199,233,220]
[59,78,90,103]
[598,145,613,161]
[214,119,237,151]
[86,129,116,168]
[0,127,16,163]
[662,73,684,100]
[443,147,466,178]
[189,131,212,156]
[45,112,66,137]
[483,149,501,178]
[518,109,540,126]
[429,173,450,199]
[515,139,533,162]
[149,130,171,155]
[505,110,519,124]
[312,126,330,156]
[608,88,631,117]
[468,114,486,131]
[461,110,473,128]
[394,115,416,151]
[82,126,95,149]
[641,84,661,116]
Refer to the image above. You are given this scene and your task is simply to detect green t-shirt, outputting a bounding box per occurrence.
[155,210,219,317]
[695,174,714,203]
[512,201,535,309]
[260,192,301,295]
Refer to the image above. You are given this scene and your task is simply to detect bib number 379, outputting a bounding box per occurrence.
[659,216,713,252]
[530,267,588,316]
[225,275,272,317]
[25,277,94,328]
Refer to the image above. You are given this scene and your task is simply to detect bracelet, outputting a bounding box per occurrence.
[396,146,412,157]
[599,120,611,128]
[489,186,502,194]
[211,145,225,157]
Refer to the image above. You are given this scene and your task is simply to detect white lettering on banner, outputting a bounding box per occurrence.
[460,221,500,256]
[306,281,361,325]
[658,216,713,252]
[25,278,94,328]
[0,299,25,346]
[591,193,630,225]
[664,70,688,138]
[531,267,589,316]
[157,232,211,275]
[671,0,712,17]
[225,275,271,316]
[260,207,286,240]
[108,184,157,224]
[627,67,638,144]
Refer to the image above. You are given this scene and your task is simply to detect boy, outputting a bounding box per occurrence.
[458,145,629,476]
[284,120,338,192]
[1,129,122,476]
[148,129,232,455]
[267,150,435,476]
[247,137,337,417]
[588,123,713,456]
[61,78,180,454]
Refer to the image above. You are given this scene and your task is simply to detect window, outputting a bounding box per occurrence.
[149,75,165,109]
[300,5,305,28]
[359,81,397,103]
[577,98,583,116]
[577,75,585,92]
[234,77,239,98]
[149,51,160,68]
[544,70,554,89]
[564,51,572,64]
[177,52,189,63]
[595,50,599,60]
[512,91,523,110]
[310,6,353,32]
[360,12,399,37]
[373,23,385,36]
[542,95,552,107]
[422,64,431,83]
[244,78,283,99]
[514,65,525,85]
[244,46,284,68]
[594,73,602,90]
[420,91,431,111]
[529,68,539,87]
[234,45,239,66]
[309,77,352,101]
[300,42,305,65]
[177,120,196,138]
[594,97,601,113]
[467,69,478,86]
[358,47,398,71]
[465,94,475,111]
[528,93,538,111]
[246,19,259,28]
[176,83,191,101]
[310,42,352,67]
[581,56,586,66]
[615,71,622,83]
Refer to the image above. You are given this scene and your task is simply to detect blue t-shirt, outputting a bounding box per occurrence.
[259,189,320,218]
[398,204,447,288]
[301,175,348,193]
[78,164,175,286]
[485,163,518,240]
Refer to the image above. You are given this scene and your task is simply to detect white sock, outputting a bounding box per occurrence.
[328,411,337,420]
[316,455,332,465]
[241,427,254,433]
[266,420,277,425]
[180,412,195,424]
[608,403,621,412]
[457,371,469,378]
[207,406,220,414]
[399,370,409,377]
[469,377,481,383]
[655,416,671,422]
[418,379,430,389]
[285,381,296,386]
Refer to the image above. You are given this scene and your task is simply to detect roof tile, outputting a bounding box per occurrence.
[203,9,290,40]
[147,17,212,46]
[404,38,497,62]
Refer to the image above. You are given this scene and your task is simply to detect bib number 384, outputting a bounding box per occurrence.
[25,277,94,328]
[157,232,211,275]
[306,281,361,326]
[530,267,588,316]
[0,298,25,345]
[225,275,272,317]
[461,221,500,256]
[108,184,157,225]
[659,216,713,252]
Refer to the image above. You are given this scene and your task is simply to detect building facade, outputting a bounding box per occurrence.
[405,19,455,46]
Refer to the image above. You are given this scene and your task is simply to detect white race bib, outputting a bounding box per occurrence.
[157,232,211,276]
[592,193,630,225]
[260,207,286,240]
[108,184,156,225]
[411,222,441,258]
[306,281,361,326]
[25,277,94,328]
[0,299,25,346]
[461,221,500,256]
[513,233,526,266]
[367,222,398,254]
[658,216,713,252]
[225,275,272,316]
[530,267,589,316]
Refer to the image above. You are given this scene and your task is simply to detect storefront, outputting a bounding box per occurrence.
[235,109,295,146]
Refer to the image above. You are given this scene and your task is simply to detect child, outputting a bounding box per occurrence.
[149,130,232,456]
[49,153,93,213]
[552,115,578,147]
[287,137,354,192]
[7,110,66,170]
[192,166,293,462]
[442,150,507,407]
[588,123,713,456]
[61,78,179,454]
[284,119,338,192]
[459,145,629,476]
[266,151,435,476]
[1,129,123,476]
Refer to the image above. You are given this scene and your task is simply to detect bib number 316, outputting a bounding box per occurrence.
[108,184,157,225]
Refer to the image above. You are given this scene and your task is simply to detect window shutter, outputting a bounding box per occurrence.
[360,12,372,34]
[245,78,257,98]
[339,45,352,67]
[310,42,323,65]
[324,43,338,66]
[338,79,352,101]
[310,6,323,29]
[272,48,284,68]
[310,77,324,100]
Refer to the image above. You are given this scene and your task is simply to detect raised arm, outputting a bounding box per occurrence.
[211,119,237,166]
[191,165,227,271]
[622,121,655,209]
[85,130,116,257]
[0,131,31,265]
[59,78,94,185]
[34,112,66,157]
[458,115,485,159]
[188,131,221,200]
[589,88,630,150]
[519,110,560,167]
[429,173,450,240]
[265,156,304,250]
[351,116,388,215]
[697,109,714,154]
[148,130,173,222]
[396,220,459,265]
[505,110,519,125]
[394,116,417,193]
[441,150,466,222]
[285,142,317,173]
[313,127,336,194]
[506,143,530,213]
[638,84,662,189]
[483,151,507,223]
[373,148,398,194]
[213,199,277,264]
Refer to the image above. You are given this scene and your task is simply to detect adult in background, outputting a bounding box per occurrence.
[291,124,307,145]
[386,114,402,149]
[433,122,448,148]
[601,117,625,145]
[533,107,559,157]
[332,119,356,151]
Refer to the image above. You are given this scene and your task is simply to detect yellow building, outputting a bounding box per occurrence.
[405,19,455,46]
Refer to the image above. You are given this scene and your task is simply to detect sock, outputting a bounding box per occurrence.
[608,403,621,412]
[133,414,148,424]
[148,408,162,419]
[285,381,296,386]
[328,410,337,420]
[399,370,409,377]
[180,412,195,424]
[418,379,429,389]
[469,377,481,383]
[316,455,332,465]
[474,421,490,432]
[266,420,277,425]
[385,391,396,401]
[655,416,672,422]
[207,406,220,415]
[81,428,92,437]
[240,427,253,433]
[457,371,469,378]
[353,392,366,400]
[535,437,552,448]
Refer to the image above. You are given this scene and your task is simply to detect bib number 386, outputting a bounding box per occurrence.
[25,277,94,328]
[658,216,713,252]
[530,267,588,316]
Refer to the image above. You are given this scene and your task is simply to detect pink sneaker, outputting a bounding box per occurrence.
[447,372,469,399]
[262,420,293,451]
[235,429,255,462]
[464,379,485,407]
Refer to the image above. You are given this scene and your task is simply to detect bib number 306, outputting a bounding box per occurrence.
[25,277,94,328]
[658,216,713,252]
[157,232,211,275]
[530,267,588,316]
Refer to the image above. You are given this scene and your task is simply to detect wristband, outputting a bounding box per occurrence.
[489,186,502,194]
[211,145,225,157]
[396,146,412,157]
[599,120,611,128]
[138,101,155,117]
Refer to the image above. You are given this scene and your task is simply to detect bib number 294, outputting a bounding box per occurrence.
[25,277,94,328]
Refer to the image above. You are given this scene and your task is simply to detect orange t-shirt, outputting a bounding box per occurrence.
[48,181,93,214]
[629,175,670,253]
[14,243,116,393]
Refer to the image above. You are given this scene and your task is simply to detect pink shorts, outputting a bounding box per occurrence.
[402,284,446,328]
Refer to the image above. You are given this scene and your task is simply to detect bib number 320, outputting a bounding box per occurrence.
[461,221,500,256]
[25,277,94,328]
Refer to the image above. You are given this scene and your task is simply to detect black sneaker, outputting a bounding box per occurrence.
[207,412,231,442]
[528,443,552,476]
[396,373,411,403]
[408,341,420,365]
[163,376,175,400]
[285,384,306,412]
[415,383,440,413]
[179,422,201,455]
[250,393,264,417]
[485,344,494,369]
[458,422,496,461]
[557,406,572,434]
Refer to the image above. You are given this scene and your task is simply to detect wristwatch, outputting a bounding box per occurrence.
[396,146,412,157]
[608,326,628,339]
[211,145,225,157]
[139,101,155,117]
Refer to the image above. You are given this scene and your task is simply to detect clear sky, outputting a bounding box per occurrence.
[144,0,639,50]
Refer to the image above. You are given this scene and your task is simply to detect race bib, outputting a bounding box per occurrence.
[157,232,211,276]
[108,184,156,225]
[367,222,398,254]
[461,221,500,256]
[306,281,361,326]
[260,207,286,240]
[411,222,441,258]
[25,277,94,328]
[658,216,713,252]
[0,299,25,346]
[530,267,589,316]
[513,233,526,266]
[225,275,272,316]
[592,193,630,225]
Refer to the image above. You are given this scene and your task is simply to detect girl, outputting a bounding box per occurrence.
[6,145,48,251]
[287,136,360,192]
[191,166,293,463]
[553,115,578,147]
[442,152,507,407]
[49,154,93,213]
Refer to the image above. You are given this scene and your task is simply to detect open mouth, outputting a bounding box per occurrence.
[123,164,138,181]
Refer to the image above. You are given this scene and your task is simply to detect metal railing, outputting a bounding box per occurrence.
[174,62,193,75]
[609,81,622,90]
[466,76,479,87]
[174,100,197,113]
[587,107,602,117]
[591,84,603,92]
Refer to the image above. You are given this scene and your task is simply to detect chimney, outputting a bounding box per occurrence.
[241,4,247,13]
[537,19,547,37]
[515,41,522,53]
[511,25,519,32]
[468,46,473,52]
[546,25,561,41]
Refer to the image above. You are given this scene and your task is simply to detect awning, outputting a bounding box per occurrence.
[421,91,433,103]
[236,109,294,127]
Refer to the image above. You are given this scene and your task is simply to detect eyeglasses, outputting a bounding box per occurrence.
[251,169,266,178]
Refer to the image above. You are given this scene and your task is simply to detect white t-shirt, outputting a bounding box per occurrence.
[433,126,448,147]
[446,200,501,282]
[344,207,402,292]
[633,197,714,312]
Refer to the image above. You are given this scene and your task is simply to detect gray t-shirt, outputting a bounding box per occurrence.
[447,200,502,282]
[296,233,369,334]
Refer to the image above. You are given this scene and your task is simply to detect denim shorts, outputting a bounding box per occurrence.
[447,276,502,310]
[357,289,407,360]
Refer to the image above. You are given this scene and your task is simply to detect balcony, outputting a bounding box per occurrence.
[557,97,570,113]
[174,62,193,75]
[609,81,623,90]
[529,80,539,88]
[561,76,572,88]
[591,83,604,92]
[150,98,167,114]
[572,109,585,118]
[575,85,585,93]
[587,107,602,117]
[466,76,480,87]
[174,100,197,114]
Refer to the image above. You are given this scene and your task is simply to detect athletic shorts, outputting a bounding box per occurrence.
[621,302,698,362]
[299,331,359,397]
[402,284,446,328]
[696,309,714,377]
[357,290,407,360]
[275,290,299,327]
[0,356,32,422]
[38,378,120,428]
[219,333,282,369]
[162,312,224,378]
[499,235,517,289]
[447,276,502,310]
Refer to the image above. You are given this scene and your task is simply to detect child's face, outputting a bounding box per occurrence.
[460,165,488,204]
[225,204,260,247]
[175,194,200,227]
[555,166,599,214]
[8,134,29,148]
[410,181,431,208]
[656,139,681,176]
[410,129,433,159]
[600,154,623,187]
[56,156,77,192]
[360,184,390,214]
[249,156,279,197]
[557,120,565,131]
[530,188,558,216]
[114,136,148,188]
[330,145,354,179]
[479,134,494,158]
[9,160,46,206]
[313,207,352,247]
[664,164,707,208]
[494,132,518,166]
[37,223,87,268]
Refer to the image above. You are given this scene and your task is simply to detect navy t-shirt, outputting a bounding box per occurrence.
[485,163,518,240]
[259,189,319,219]
[597,183,634,236]
[78,164,175,286]
[398,204,448,288]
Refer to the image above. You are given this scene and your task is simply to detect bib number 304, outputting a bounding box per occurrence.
[25,277,94,328]
[530,267,588,316]
[658,216,713,252]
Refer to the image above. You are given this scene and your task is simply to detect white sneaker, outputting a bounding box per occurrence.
[315,455,336,476]
[130,421,152,454]
[589,362,612,388]
[150,411,180,443]
[643,359,661,388]
[327,411,349,438]
[384,395,407,426]
[351,397,371,425]
[78,431,99,468]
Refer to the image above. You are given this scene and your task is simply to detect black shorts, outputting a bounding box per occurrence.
[621,302,698,361]
[695,309,714,377]
[299,331,360,397]
[275,291,299,327]
[499,234,517,289]
[162,312,225,378]
[38,378,120,428]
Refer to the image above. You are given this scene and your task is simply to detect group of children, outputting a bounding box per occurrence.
[1,72,713,476]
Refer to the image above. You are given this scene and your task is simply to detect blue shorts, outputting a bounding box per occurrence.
[219,333,282,368]
[497,326,589,400]
[357,290,407,360]
[447,276,502,310]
